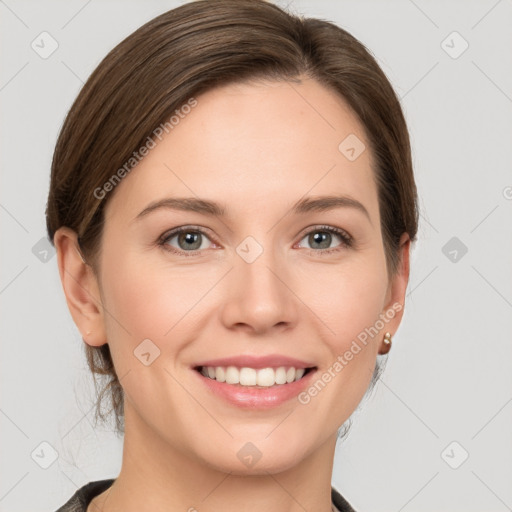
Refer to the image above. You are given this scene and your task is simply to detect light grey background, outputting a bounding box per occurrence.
[1,0,511,511]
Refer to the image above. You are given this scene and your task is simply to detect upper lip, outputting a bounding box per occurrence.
[194,354,316,370]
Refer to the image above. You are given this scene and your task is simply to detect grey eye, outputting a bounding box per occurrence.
[165,230,212,251]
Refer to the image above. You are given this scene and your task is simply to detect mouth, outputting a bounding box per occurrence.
[194,365,316,388]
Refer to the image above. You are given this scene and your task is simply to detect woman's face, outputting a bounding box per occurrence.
[82,78,409,473]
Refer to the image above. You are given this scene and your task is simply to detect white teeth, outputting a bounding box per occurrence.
[215,366,226,383]
[199,366,309,387]
[275,367,287,384]
[225,366,239,384]
[256,368,275,387]
[239,367,257,386]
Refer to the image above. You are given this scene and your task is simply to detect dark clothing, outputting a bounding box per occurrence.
[56,478,357,511]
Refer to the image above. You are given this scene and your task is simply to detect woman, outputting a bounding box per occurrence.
[48,0,418,510]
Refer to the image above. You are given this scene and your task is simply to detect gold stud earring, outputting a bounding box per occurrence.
[380,332,392,355]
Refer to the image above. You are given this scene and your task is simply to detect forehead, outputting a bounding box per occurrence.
[105,78,379,223]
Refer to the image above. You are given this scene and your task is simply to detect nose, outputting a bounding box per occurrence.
[219,245,298,335]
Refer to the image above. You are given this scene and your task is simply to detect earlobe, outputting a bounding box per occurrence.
[379,332,392,355]
[53,227,107,347]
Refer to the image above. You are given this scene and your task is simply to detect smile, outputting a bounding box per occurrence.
[197,365,314,387]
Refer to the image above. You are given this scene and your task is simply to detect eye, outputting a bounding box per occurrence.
[158,224,353,257]
[296,225,352,254]
[159,226,215,255]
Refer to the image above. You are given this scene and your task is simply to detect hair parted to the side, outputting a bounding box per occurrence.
[46,0,418,434]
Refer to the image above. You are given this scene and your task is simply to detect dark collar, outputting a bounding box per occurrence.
[56,479,357,512]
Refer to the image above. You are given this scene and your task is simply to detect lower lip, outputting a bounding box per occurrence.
[193,369,317,409]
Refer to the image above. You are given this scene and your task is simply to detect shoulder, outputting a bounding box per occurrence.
[331,486,358,512]
[55,479,115,512]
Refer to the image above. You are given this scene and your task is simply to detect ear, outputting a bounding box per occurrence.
[53,227,107,347]
[379,233,411,354]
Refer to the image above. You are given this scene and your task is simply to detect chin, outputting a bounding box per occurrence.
[202,451,306,477]
[193,433,315,476]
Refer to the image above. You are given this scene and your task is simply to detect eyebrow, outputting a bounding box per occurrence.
[134,195,371,222]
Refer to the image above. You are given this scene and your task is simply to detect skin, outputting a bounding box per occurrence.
[55,77,410,512]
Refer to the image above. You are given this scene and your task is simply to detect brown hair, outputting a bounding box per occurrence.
[46,0,418,434]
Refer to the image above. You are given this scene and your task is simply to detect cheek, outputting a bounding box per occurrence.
[297,254,389,347]
[293,267,388,425]
[98,250,221,362]
[298,255,388,402]
[96,252,214,426]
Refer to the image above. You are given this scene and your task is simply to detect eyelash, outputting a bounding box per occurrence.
[157,224,353,257]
